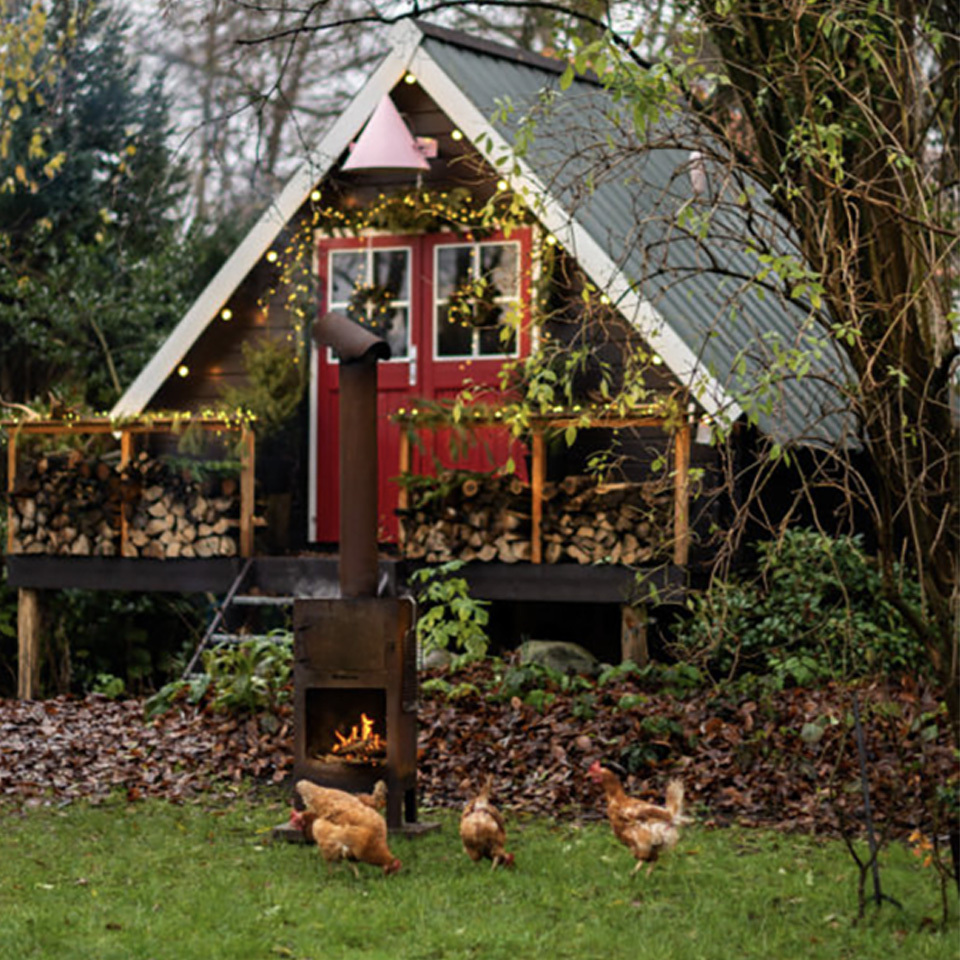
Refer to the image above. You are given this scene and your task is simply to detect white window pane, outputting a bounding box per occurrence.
[436,246,472,300]
[373,249,410,301]
[382,307,409,359]
[330,251,365,303]
[479,322,515,356]
[480,244,518,297]
[436,304,473,357]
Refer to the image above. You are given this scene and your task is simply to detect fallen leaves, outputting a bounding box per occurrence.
[0,694,293,806]
[0,663,952,841]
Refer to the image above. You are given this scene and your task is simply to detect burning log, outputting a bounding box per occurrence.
[317,713,387,764]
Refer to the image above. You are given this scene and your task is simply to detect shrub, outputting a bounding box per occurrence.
[672,528,926,686]
[411,561,490,660]
[145,632,292,718]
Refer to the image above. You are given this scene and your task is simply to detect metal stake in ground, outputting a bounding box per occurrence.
[852,691,902,911]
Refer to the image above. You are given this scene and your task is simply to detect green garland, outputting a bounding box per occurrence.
[314,187,509,237]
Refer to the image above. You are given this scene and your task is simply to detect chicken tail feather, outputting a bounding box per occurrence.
[665,780,684,820]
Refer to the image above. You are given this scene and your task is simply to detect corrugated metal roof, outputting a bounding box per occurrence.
[421,33,853,445]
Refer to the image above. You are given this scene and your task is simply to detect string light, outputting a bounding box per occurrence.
[451,129,463,141]
[404,73,417,84]
[266,250,278,263]
[177,364,189,378]
[220,307,233,321]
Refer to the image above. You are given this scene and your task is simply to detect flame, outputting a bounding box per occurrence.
[331,712,385,762]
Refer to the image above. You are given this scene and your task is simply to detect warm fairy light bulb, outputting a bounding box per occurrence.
[451,129,463,141]
[266,250,278,263]
[177,364,189,378]
[404,73,417,84]
[310,190,321,202]
[220,307,233,321]
[496,179,508,192]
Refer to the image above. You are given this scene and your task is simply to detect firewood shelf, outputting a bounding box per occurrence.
[3,417,256,559]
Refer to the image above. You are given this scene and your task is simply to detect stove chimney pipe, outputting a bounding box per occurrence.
[313,312,391,598]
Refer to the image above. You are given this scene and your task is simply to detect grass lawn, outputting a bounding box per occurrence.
[0,793,955,960]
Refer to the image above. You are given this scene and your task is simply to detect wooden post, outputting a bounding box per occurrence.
[119,429,133,557]
[397,427,411,549]
[6,424,17,554]
[239,425,256,558]
[530,429,545,564]
[17,588,41,699]
[620,604,649,666]
[673,420,691,566]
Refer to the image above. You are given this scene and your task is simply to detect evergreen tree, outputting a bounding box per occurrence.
[0,0,196,410]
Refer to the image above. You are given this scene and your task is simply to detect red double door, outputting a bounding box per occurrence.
[315,228,532,544]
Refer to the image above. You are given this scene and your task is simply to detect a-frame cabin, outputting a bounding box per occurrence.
[5,21,851,690]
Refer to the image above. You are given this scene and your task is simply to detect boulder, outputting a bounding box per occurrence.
[420,647,454,671]
[518,640,601,676]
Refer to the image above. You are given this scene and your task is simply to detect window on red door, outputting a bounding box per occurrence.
[433,238,523,359]
[326,244,412,360]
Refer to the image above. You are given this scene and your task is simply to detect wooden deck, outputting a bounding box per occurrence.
[5,553,683,604]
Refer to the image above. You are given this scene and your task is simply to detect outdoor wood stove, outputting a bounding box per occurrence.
[293,595,417,830]
[293,312,419,831]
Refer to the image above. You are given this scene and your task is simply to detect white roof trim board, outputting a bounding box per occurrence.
[112,21,740,421]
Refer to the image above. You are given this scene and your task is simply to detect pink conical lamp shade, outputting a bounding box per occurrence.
[341,96,430,172]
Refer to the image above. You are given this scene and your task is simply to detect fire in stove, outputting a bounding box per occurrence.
[322,712,386,764]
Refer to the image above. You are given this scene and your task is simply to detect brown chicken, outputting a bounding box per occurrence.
[588,761,684,876]
[291,779,401,877]
[357,779,387,812]
[459,774,515,869]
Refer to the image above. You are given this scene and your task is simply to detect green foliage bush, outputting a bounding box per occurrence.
[218,337,305,438]
[145,633,293,719]
[0,572,206,698]
[672,528,926,686]
[411,561,490,659]
[47,590,205,697]
[0,1,203,410]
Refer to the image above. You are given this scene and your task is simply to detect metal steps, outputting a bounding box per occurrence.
[181,559,294,676]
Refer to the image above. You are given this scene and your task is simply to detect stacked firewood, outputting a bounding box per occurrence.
[540,475,671,564]
[122,453,239,559]
[8,451,122,556]
[8,451,239,559]
[400,471,672,565]
[400,471,532,564]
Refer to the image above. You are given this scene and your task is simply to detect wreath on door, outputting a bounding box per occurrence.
[445,278,500,329]
[346,282,396,337]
